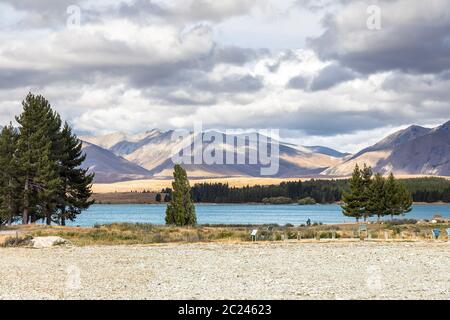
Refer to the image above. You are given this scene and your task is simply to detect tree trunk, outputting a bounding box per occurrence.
[61,206,66,226]
[22,208,29,225]
[23,179,29,224]
[46,213,52,226]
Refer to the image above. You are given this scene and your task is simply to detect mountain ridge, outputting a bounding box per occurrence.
[80,121,450,182]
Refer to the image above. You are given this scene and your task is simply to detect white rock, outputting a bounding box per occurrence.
[31,236,68,248]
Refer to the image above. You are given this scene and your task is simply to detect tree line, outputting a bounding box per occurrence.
[342,164,412,222]
[191,179,345,204]
[190,176,450,204]
[0,93,93,226]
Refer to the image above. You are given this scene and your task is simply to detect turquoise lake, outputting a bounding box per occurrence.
[66,204,450,227]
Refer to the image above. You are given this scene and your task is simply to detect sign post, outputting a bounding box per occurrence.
[251,229,258,242]
[432,229,441,240]
[359,224,368,241]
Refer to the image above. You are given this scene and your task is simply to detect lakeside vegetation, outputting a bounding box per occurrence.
[1,220,449,247]
[341,165,412,222]
[190,177,450,204]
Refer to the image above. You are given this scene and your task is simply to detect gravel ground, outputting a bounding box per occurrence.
[0,242,449,300]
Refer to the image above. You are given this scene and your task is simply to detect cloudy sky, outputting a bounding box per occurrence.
[1,0,450,153]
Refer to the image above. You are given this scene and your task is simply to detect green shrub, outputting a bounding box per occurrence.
[1,235,33,247]
[298,197,316,205]
[300,230,316,239]
[386,219,417,226]
[262,197,293,205]
[284,223,294,228]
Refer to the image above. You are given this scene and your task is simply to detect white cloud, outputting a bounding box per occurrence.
[1,0,450,154]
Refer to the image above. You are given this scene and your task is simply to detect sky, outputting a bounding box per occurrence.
[1,0,450,153]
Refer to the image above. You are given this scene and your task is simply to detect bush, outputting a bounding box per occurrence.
[262,197,293,205]
[319,231,341,239]
[386,219,417,227]
[284,223,294,228]
[1,235,33,247]
[298,197,316,205]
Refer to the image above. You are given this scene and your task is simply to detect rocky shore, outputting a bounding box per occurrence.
[0,242,448,300]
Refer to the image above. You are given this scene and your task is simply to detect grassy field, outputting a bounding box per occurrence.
[1,221,449,247]
[92,177,305,193]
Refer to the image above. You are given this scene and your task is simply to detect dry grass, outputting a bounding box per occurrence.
[1,221,449,246]
[92,175,450,193]
[92,177,311,193]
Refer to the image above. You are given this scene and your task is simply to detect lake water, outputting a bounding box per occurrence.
[66,204,450,227]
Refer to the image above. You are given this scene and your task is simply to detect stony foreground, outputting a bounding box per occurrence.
[0,242,449,300]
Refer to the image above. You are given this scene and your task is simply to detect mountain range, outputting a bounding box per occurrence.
[80,121,450,183]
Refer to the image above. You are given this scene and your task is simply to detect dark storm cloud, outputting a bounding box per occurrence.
[309,64,357,91]
[135,70,263,105]
[118,0,168,18]
[0,68,96,90]
[287,75,308,90]
[197,74,263,93]
[213,46,269,65]
[308,0,450,75]
[236,107,424,137]
[265,50,300,73]
[287,64,356,91]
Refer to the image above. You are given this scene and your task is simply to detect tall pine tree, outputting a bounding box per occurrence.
[16,94,60,224]
[360,164,373,221]
[341,164,365,222]
[56,123,94,225]
[0,124,21,225]
[15,93,93,225]
[366,173,387,221]
[165,165,197,226]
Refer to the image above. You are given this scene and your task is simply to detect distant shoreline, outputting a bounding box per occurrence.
[91,193,450,206]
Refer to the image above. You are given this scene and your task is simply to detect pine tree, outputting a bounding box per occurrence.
[165,165,197,226]
[360,164,373,221]
[395,181,413,218]
[341,164,364,222]
[56,123,94,225]
[36,143,61,225]
[16,93,60,224]
[15,93,93,225]
[366,173,387,221]
[155,193,162,202]
[383,173,412,219]
[0,124,21,225]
